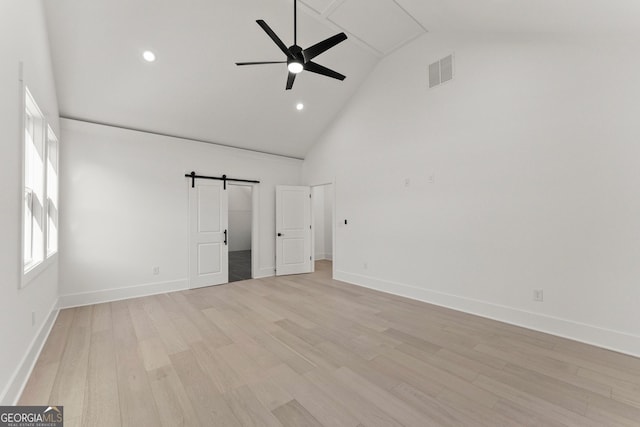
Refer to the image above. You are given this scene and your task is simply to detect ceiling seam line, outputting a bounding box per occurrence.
[391,0,429,32]
[59,116,305,161]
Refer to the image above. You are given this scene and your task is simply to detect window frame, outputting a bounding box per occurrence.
[21,85,58,288]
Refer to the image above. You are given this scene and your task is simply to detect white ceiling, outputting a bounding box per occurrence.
[43,0,640,159]
[395,0,640,33]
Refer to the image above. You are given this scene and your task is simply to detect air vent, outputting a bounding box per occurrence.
[429,54,454,88]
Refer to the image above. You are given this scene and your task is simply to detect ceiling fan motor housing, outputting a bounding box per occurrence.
[286,45,304,73]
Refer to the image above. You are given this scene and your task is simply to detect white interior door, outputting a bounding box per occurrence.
[276,185,311,276]
[189,180,228,288]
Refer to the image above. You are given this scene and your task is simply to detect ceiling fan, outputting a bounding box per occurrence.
[236,0,348,90]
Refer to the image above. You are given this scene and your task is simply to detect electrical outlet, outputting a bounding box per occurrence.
[153,266,160,275]
[404,178,411,187]
[533,289,544,302]
[428,174,435,184]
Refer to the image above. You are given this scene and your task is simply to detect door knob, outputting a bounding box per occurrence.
[277,233,283,237]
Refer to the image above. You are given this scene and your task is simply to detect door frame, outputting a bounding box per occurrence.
[227,182,261,281]
[310,181,335,277]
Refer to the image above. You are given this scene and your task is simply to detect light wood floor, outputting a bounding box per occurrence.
[20,261,640,426]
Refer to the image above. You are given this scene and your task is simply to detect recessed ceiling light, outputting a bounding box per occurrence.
[142,50,156,62]
[296,103,304,111]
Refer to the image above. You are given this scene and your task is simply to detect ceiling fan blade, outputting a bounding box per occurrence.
[256,20,294,59]
[236,61,287,66]
[302,33,348,62]
[286,72,296,90]
[304,61,346,81]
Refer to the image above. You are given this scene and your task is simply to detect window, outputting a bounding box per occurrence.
[23,88,45,272]
[22,86,58,283]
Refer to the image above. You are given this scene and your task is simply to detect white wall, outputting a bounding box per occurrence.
[302,32,640,356]
[313,186,326,260]
[313,185,333,261]
[228,185,252,252]
[324,184,333,260]
[59,119,301,306]
[0,0,60,404]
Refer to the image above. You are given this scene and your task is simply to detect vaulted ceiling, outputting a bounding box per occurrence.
[44,0,640,158]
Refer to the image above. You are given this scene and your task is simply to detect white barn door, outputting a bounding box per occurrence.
[189,180,228,288]
[276,185,311,276]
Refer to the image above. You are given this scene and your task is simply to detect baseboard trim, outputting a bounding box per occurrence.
[58,279,189,309]
[335,270,640,358]
[0,299,59,405]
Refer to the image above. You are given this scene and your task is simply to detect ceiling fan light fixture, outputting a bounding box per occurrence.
[287,61,304,74]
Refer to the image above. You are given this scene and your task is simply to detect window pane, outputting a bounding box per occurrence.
[47,127,59,255]
[24,188,33,264]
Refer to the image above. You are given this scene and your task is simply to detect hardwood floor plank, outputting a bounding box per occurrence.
[18,309,76,405]
[190,341,244,394]
[331,366,430,427]
[224,384,284,427]
[250,330,317,375]
[20,309,76,404]
[265,364,361,427]
[170,315,204,345]
[246,377,295,411]
[492,398,567,427]
[112,302,162,427]
[272,399,323,427]
[170,350,241,426]
[147,365,200,427]
[48,306,92,420]
[142,297,189,354]
[39,309,76,365]
[138,337,172,372]
[314,341,401,391]
[91,303,112,334]
[390,382,480,427]
[81,329,120,427]
[378,346,501,408]
[473,374,602,427]
[303,368,404,427]
[18,361,59,405]
[579,367,640,407]
[435,387,523,427]
[127,298,157,342]
[170,293,233,348]
[368,354,444,398]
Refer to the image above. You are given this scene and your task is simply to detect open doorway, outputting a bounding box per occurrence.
[311,183,334,276]
[228,184,253,282]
